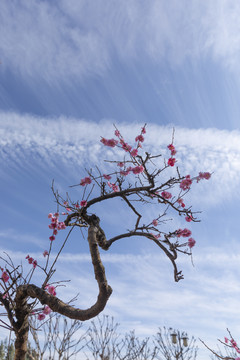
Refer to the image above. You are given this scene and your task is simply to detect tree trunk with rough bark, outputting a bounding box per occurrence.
[14,294,29,360]
[12,221,112,360]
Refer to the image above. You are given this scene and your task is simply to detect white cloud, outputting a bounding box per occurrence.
[1,112,240,208]
[0,1,110,83]
[0,230,45,248]
[1,0,240,83]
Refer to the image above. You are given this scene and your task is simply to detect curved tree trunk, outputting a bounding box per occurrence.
[13,220,112,360]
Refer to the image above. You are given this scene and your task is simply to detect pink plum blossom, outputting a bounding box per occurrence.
[188,238,196,248]
[1,271,9,283]
[80,200,87,207]
[168,158,176,166]
[38,313,46,321]
[43,250,49,257]
[168,144,175,151]
[130,149,138,157]
[132,165,144,174]
[3,292,9,299]
[197,172,211,182]
[100,138,118,147]
[180,175,192,191]
[43,305,51,315]
[168,144,177,156]
[120,140,132,152]
[135,134,144,142]
[120,170,130,176]
[26,255,34,264]
[141,126,146,134]
[57,222,66,230]
[112,184,119,192]
[80,176,92,186]
[46,284,56,296]
[176,228,192,238]
[177,198,185,207]
[185,215,193,222]
[49,235,55,241]
[152,219,158,227]
[108,182,119,192]
[103,174,111,180]
[161,191,172,200]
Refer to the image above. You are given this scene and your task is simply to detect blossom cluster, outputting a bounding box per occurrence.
[99,127,211,251]
[180,172,211,191]
[176,228,192,237]
[197,172,211,181]
[99,127,146,187]
[80,176,92,186]
[180,175,192,191]
[45,283,56,296]
[151,220,196,248]
[43,250,49,257]
[160,171,211,213]
[36,284,56,320]
[26,255,38,269]
[29,285,55,321]
[100,126,146,154]
[177,198,185,207]
[107,182,119,192]
[119,165,144,177]
[176,228,196,248]
[1,270,9,283]
[48,212,67,241]
[224,337,240,359]
[161,191,172,200]
[167,144,176,167]
[74,201,85,208]
[37,305,52,321]
[100,138,118,147]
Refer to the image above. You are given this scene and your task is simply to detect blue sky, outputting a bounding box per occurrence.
[1,1,240,358]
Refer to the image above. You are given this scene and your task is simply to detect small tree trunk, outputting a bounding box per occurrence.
[14,292,30,360]
[14,315,29,360]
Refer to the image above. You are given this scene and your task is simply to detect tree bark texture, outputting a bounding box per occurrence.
[13,223,112,360]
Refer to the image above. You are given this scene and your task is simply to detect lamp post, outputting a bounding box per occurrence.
[182,333,188,348]
[170,330,178,344]
[170,330,189,360]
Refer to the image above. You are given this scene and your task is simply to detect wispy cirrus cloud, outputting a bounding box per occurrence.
[1,112,240,207]
[1,1,240,84]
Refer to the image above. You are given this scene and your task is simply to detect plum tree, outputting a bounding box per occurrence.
[0,125,210,360]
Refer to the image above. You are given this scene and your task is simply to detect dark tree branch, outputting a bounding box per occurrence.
[15,219,112,322]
